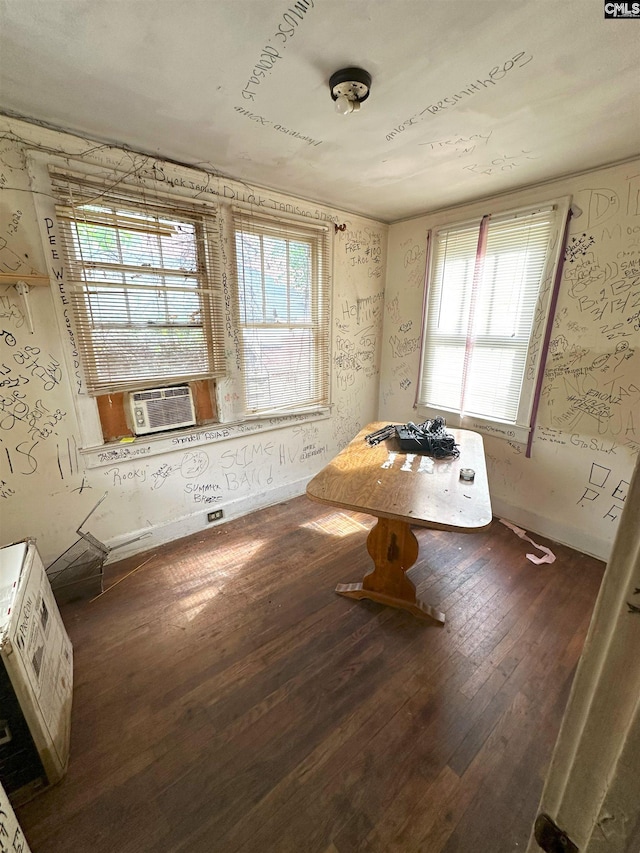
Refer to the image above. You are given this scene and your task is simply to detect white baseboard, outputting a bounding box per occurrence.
[104,476,311,564]
[490,497,611,564]
[105,484,612,570]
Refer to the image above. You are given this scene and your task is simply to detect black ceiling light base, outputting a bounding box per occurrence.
[329,67,372,114]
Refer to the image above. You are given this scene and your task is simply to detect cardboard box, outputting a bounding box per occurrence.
[0,540,73,805]
[0,779,32,852]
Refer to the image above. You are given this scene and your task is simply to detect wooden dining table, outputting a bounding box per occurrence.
[306,422,493,623]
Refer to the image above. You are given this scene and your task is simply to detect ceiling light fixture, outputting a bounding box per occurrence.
[329,67,372,115]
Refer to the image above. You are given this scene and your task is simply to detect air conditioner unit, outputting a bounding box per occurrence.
[128,385,196,435]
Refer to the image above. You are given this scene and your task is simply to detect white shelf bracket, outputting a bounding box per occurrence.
[14,280,35,334]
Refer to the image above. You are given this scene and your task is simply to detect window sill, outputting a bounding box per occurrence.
[80,408,331,469]
[416,407,529,445]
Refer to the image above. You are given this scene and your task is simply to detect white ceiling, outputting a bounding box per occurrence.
[1,0,639,222]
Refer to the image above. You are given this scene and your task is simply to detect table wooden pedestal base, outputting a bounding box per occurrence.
[335,516,445,624]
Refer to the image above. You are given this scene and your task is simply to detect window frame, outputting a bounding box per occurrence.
[416,197,571,444]
[50,167,226,397]
[231,206,332,418]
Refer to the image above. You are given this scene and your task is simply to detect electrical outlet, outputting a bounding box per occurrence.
[207,509,224,523]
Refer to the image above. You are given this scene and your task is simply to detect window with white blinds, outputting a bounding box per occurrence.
[232,209,331,415]
[418,201,568,433]
[51,168,225,395]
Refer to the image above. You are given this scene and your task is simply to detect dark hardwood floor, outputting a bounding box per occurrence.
[16,497,604,853]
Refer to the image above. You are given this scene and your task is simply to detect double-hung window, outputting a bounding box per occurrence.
[417,199,569,442]
[232,209,331,415]
[51,168,225,395]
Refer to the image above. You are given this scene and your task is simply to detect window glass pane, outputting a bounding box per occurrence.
[83,269,198,288]
[235,232,264,323]
[434,255,474,335]
[423,340,465,411]
[83,268,126,286]
[73,222,120,264]
[82,286,202,326]
[475,253,531,337]
[289,240,312,322]
[243,328,315,410]
[84,287,126,325]
[90,327,210,383]
[159,221,197,271]
[463,343,524,421]
[118,226,162,267]
[263,236,288,323]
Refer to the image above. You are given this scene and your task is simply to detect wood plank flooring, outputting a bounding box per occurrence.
[15,497,605,853]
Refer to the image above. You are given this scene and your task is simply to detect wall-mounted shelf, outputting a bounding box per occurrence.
[0,272,50,286]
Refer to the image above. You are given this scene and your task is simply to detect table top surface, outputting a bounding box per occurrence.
[306,422,493,532]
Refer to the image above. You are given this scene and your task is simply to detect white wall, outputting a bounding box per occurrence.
[380,159,640,560]
[0,117,387,566]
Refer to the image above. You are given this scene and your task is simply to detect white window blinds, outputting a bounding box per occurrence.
[232,208,331,414]
[418,205,559,427]
[51,168,225,395]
